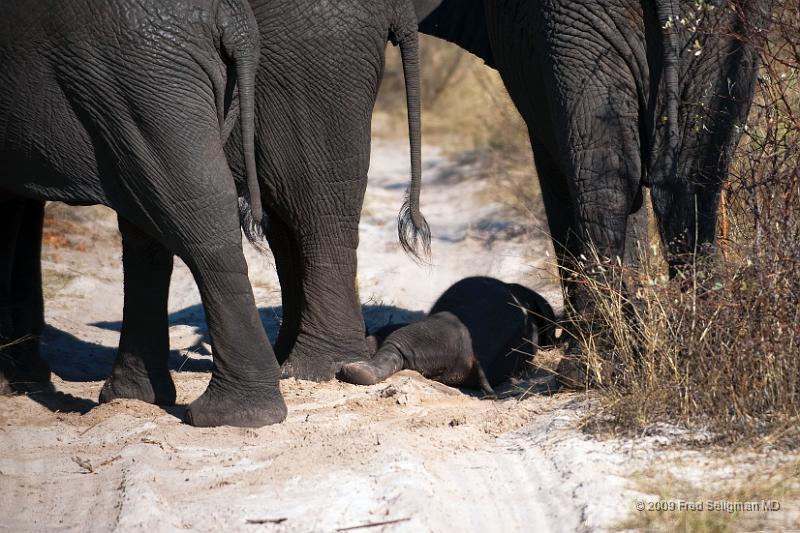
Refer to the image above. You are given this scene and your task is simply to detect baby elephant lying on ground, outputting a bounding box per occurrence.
[339,277,556,395]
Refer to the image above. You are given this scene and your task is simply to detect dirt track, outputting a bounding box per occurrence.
[2,144,653,532]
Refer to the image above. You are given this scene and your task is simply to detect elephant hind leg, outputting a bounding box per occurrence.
[133,182,285,426]
[0,198,50,391]
[263,211,302,365]
[266,164,372,382]
[531,81,642,320]
[180,237,287,427]
[99,216,176,406]
[276,211,372,382]
[532,92,642,387]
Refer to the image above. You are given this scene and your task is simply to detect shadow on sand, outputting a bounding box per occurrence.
[25,302,556,416]
[43,303,425,382]
[22,304,424,415]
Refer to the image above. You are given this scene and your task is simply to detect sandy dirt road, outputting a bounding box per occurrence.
[1,143,652,532]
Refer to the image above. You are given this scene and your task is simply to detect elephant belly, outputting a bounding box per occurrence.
[0,62,109,206]
[484,0,648,165]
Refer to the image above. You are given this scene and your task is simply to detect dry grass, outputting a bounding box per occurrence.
[565,3,800,447]
[570,241,800,444]
[620,458,800,532]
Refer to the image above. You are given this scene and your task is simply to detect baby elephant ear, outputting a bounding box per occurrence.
[507,283,558,349]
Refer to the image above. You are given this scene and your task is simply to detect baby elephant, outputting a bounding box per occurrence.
[339,277,556,395]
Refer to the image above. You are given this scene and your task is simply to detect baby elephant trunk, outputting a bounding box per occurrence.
[219,0,262,224]
[391,16,431,260]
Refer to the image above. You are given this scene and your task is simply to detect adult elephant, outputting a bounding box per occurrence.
[2,0,427,428]
[412,0,767,359]
[225,0,429,381]
[0,0,285,427]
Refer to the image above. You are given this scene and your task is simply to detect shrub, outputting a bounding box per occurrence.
[573,2,800,445]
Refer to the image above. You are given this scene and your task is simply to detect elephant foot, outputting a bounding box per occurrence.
[280,356,340,381]
[0,374,11,395]
[99,356,176,406]
[554,338,596,390]
[0,344,52,392]
[280,337,372,382]
[184,381,286,428]
[338,361,382,385]
[556,338,625,390]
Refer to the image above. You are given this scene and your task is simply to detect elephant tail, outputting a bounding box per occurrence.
[393,21,431,260]
[220,0,263,229]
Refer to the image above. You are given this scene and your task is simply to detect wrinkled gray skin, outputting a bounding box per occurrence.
[339,277,556,394]
[0,0,287,427]
[412,0,766,336]
[224,0,428,381]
